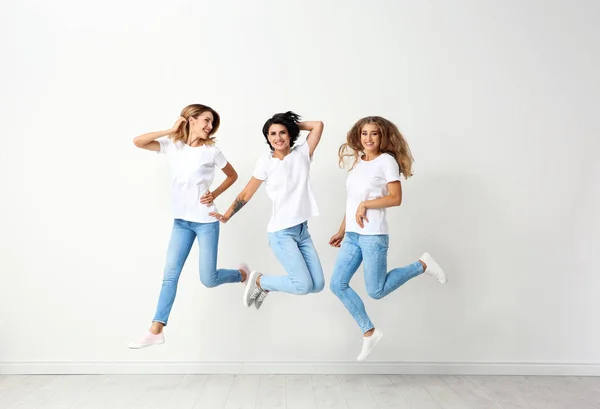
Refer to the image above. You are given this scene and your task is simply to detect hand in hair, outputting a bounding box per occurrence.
[171,116,186,133]
[133,118,185,151]
[298,120,324,157]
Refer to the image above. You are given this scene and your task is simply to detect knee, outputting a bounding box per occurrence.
[329,277,345,297]
[293,278,312,295]
[311,278,325,294]
[366,287,384,300]
[162,265,181,284]
[200,271,218,288]
[295,283,312,295]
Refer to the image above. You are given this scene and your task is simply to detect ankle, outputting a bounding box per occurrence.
[364,328,375,337]
[256,274,267,292]
[239,269,248,283]
[419,260,427,272]
[149,323,163,335]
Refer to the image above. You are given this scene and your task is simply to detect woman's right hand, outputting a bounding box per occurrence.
[329,231,345,248]
[209,211,230,223]
[171,116,186,132]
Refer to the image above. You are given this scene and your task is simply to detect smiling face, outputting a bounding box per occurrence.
[189,110,215,139]
[267,123,291,153]
[360,123,381,155]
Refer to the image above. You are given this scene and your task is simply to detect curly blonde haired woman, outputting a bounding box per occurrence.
[329,116,447,361]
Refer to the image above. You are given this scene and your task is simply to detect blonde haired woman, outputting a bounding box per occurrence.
[129,104,244,348]
[329,116,447,361]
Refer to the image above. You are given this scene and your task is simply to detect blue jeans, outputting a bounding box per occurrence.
[153,219,241,325]
[330,232,424,333]
[260,222,325,294]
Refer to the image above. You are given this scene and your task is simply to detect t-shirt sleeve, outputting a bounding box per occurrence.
[156,137,172,154]
[213,146,228,169]
[383,155,402,183]
[252,155,269,181]
[295,137,312,163]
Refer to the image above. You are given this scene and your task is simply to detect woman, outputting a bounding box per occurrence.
[329,116,447,361]
[211,111,325,310]
[129,103,244,349]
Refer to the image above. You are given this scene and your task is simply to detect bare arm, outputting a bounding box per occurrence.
[209,177,263,223]
[133,117,185,151]
[363,181,402,209]
[298,121,324,157]
[337,214,346,233]
[212,163,238,199]
[329,214,346,247]
[355,181,402,228]
[199,163,238,205]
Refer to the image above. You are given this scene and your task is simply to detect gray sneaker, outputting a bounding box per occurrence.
[243,271,262,307]
[254,290,268,309]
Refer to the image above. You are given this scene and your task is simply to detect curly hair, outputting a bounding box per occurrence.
[338,116,414,179]
[262,111,301,150]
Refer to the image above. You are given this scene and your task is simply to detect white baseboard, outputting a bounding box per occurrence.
[1,362,599,376]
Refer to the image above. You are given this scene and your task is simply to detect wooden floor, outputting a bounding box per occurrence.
[1,374,599,408]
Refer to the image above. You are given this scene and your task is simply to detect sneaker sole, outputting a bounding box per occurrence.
[243,271,260,307]
[127,339,165,349]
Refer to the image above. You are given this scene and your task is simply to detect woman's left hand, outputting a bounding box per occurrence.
[200,190,214,206]
[355,202,369,228]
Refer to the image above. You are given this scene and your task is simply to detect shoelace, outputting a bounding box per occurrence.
[256,291,267,303]
[250,287,261,299]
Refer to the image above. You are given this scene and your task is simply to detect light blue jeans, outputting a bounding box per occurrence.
[330,232,424,333]
[260,222,325,294]
[153,219,241,325]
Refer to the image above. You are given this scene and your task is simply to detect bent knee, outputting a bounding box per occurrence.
[293,279,313,295]
[200,272,218,288]
[295,285,312,295]
[311,279,325,293]
[366,288,384,300]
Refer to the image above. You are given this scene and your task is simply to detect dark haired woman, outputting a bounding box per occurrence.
[211,111,325,310]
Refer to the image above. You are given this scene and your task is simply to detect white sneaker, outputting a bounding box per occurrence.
[420,252,447,284]
[128,331,165,349]
[243,271,262,307]
[357,329,383,361]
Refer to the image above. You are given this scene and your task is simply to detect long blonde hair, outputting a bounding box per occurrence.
[171,104,221,145]
[338,116,414,179]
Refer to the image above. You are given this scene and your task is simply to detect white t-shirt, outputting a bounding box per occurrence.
[157,137,228,223]
[252,139,319,232]
[345,153,402,235]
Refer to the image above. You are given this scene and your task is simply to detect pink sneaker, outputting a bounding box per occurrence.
[128,331,165,349]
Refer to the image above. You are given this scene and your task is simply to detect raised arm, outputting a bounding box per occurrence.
[133,117,185,151]
[209,177,263,223]
[298,120,324,157]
